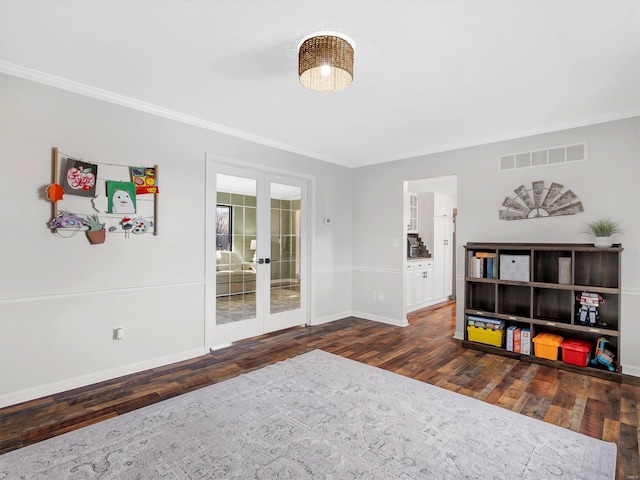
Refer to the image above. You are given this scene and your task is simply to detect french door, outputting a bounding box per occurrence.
[205,160,308,347]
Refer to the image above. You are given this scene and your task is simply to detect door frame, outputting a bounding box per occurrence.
[204,154,313,350]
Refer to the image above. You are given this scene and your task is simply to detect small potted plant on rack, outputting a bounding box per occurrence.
[83,214,106,245]
[583,217,623,248]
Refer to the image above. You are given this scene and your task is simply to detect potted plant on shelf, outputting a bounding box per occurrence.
[583,217,623,248]
[83,214,106,244]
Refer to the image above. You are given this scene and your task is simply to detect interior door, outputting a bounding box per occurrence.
[263,175,307,334]
[206,161,308,347]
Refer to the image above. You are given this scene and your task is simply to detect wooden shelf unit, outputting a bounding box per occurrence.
[463,242,623,381]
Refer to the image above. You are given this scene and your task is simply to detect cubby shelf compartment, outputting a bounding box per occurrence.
[466,281,495,312]
[498,284,530,318]
[533,287,573,324]
[533,250,573,283]
[575,250,620,288]
[463,242,623,380]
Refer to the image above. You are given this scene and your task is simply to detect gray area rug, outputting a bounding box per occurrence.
[0,350,616,479]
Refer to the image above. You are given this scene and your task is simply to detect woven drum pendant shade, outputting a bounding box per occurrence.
[298,35,354,92]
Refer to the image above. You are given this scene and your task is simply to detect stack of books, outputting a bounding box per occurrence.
[469,252,498,278]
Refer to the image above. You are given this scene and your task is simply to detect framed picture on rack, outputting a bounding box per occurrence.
[106,181,137,214]
[62,159,99,197]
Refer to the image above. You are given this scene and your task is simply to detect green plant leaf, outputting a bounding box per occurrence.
[582,218,624,237]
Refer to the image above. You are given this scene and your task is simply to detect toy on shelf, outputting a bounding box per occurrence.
[577,292,605,326]
[591,337,616,372]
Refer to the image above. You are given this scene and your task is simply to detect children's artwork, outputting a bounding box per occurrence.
[131,217,150,235]
[46,183,65,203]
[121,216,134,238]
[107,181,137,214]
[49,211,84,229]
[63,159,98,197]
[130,167,159,194]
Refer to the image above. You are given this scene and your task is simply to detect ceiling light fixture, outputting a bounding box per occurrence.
[298,32,355,93]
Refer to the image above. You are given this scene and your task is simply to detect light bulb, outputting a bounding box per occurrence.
[320,65,331,76]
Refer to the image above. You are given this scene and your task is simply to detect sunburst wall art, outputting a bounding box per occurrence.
[499,181,584,221]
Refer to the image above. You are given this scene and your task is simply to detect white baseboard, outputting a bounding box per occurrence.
[453,331,464,340]
[309,311,352,326]
[0,347,207,408]
[351,311,408,328]
[311,311,408,328]
[407,296,450,313]
[621,363,640,378]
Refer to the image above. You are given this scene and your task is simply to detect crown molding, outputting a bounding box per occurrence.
[2,61,637,170]
[385,110,640,165]
[0,61,348,167]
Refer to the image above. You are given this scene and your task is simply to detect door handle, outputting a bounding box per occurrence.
[258,258,271,264]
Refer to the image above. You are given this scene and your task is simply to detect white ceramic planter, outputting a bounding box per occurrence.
[593,236,613,248]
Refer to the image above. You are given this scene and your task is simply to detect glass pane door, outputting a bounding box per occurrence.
[263,176,307,334]
[206,161,308,346]
[215,173,258,325]
[209,170,262,345]
[270,183,301,314]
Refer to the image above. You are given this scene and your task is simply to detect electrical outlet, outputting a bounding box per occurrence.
[113,327,124,340]
[371,291,378,301]
[378,292,384,301]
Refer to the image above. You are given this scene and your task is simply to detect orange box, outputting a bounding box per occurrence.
[533,333,564,360]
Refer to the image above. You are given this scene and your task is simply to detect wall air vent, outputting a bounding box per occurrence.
[499,142,587,172]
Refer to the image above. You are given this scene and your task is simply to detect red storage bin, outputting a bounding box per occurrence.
[561,339,592,367]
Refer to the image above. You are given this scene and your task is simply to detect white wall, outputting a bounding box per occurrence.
[352,117,640,375]
[1,73,638,409]
[0,74,353,406]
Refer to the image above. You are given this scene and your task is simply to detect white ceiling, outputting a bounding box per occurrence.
[1,1,638,169]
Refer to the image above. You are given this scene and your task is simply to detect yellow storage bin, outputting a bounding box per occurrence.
[467,326,504,347]
[533,333,564,360]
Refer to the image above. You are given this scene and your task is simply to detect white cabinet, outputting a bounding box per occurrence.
[433,192,454,218]
[414,264,434,305]
[406,259,434,311]
[416,192,455,304]
[407,193,418,233]
[433,217,454,300]
[405,266,414,307]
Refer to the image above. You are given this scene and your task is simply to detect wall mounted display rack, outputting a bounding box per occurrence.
[48,147,159,238]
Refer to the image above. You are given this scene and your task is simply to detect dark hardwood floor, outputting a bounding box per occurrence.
[1,301,638,478]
